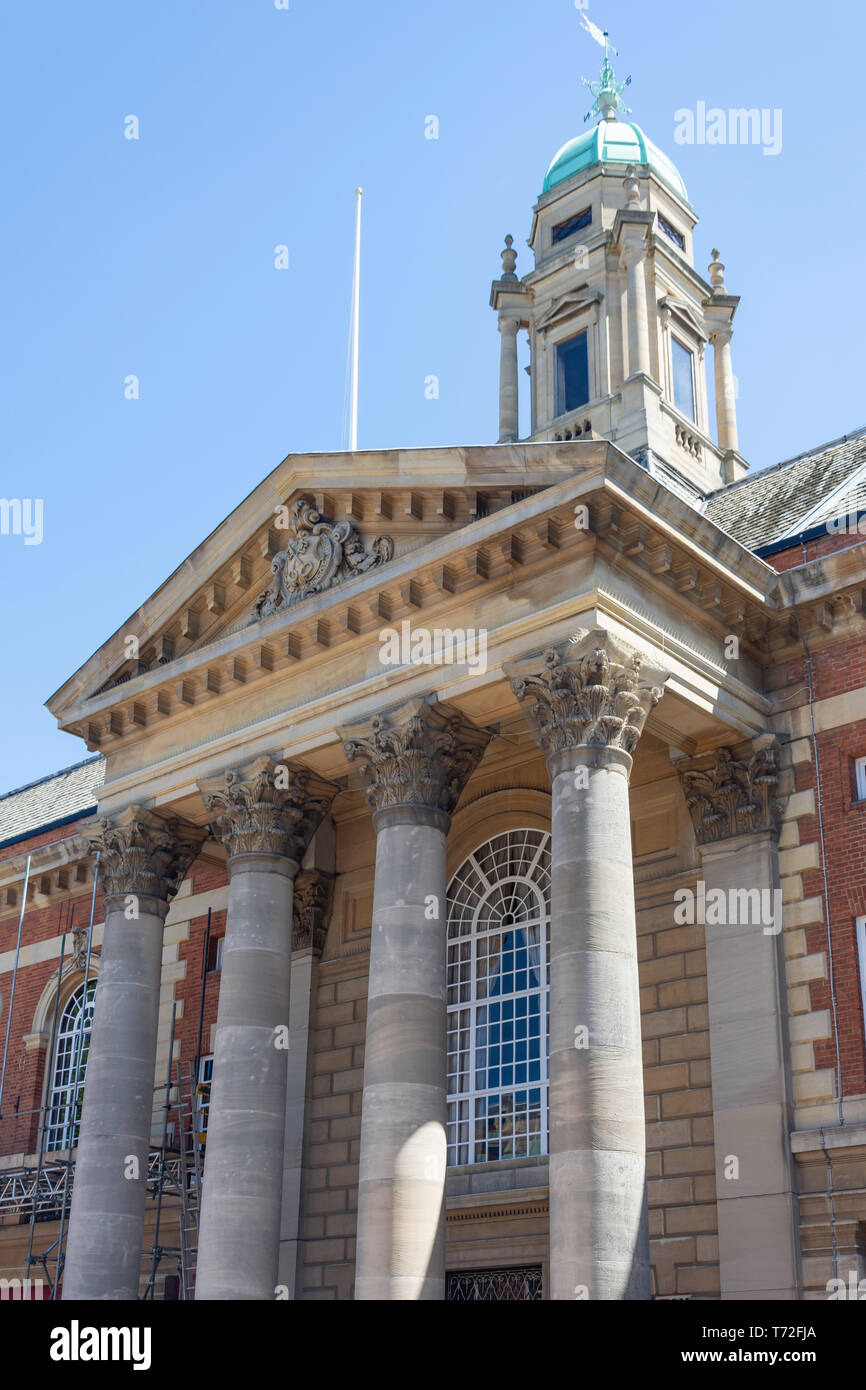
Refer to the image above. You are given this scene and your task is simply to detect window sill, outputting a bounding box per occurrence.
[446,1154,549,1198]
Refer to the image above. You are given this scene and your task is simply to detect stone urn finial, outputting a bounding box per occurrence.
[709,248,726,290]
[500,233,518,280]
[623,163,640,208]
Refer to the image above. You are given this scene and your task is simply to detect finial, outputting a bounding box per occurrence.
[580,20,631,123]
[708,248,726,291]
[623,164,640,208]
[500,234,518,281]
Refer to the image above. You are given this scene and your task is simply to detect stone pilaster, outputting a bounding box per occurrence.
[623,236,651,379]
[63,809,205,1301]
[676,740,801,1299]
[341,698,490,1300]
[506,629,668,1301]
[194,756,335,1301]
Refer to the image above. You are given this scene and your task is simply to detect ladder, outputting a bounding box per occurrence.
[174,1060,204,1299]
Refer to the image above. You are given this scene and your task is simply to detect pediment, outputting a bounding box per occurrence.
[46,440,791,770]
[534,289,603,334]
[47,445,596,719]
[658,295,708,343]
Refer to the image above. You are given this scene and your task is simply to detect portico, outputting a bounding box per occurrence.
[44,429,801,1301]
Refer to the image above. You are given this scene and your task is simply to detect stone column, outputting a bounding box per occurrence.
[623,240,651,378]
[278,863,334,1296]
[498,317,520,443]
[711,330,739,453]
[341,699,490,1300]
[194,756,334,1301]
[677,741,800,1299]
[506,631,668,1301]
[63,809,205,1301]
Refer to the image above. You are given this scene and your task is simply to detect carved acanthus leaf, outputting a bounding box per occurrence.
[341,699,490,817]
[87,808,206,905]
[677,741,782,844]
[506,629,668,759]
[200,756,335,863]
[255,499,394,619]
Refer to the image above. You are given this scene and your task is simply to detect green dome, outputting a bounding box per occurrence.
[542,119,688,201]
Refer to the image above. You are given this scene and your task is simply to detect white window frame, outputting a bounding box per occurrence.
[858,918,866,1051]
[445,828,551,1169]
[45,979,96,1152]
[855,756,866,801]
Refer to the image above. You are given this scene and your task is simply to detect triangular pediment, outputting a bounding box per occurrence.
[47,444,597,718]
[534,288,603,334]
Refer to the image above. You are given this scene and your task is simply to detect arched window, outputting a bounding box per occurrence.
[45,980,96,1152]
[446,829,551,1167]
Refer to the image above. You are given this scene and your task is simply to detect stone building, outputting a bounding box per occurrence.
[1,59,865,1301]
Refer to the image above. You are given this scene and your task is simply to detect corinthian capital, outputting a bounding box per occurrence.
[199,756,336,865]
[505,629,668,763]
[677,739,782,845]
[340,698,490,820]
[88,808,206,908]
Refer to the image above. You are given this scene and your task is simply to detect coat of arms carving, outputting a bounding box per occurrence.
[255,499,394,618]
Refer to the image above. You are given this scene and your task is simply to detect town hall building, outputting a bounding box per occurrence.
[1,53,865,1301]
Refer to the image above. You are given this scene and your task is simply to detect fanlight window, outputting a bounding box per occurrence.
[446,829,551,1167]
[45,980,96,1151]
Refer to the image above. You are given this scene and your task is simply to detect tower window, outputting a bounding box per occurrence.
[658,213,685,250]
[555,332,590,416]
[552,206,592,244]
[671,337,695,421]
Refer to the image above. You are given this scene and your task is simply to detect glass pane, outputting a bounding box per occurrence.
[555,333,589,416]
[672,338,695,421]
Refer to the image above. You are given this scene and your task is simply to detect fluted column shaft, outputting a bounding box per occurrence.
[342,699,489,1299]
[498,318,520,443]
[507,630,667,1300]
[195,757,333,1301]
[63,810,204,1300]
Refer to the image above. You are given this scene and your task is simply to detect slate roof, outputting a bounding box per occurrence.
[0,756,104,848]
[704,426,866,552]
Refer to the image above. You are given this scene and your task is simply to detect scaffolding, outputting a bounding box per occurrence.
[0,854,211,1300]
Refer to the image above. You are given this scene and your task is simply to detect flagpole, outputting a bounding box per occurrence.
[349,187,362,452]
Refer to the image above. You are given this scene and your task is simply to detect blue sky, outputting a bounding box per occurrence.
[0,0,862,791]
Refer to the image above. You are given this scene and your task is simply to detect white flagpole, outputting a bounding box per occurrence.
[349,187,362,451]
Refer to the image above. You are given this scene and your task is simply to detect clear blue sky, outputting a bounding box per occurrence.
[0,0,862,792]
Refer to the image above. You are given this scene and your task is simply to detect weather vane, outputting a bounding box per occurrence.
[579,16,632,123]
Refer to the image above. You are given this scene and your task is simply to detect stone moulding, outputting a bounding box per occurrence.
[86,807,206,905]
[505,627,669,758]
[199,755,336,864]
[254,499,394,619]
[340,698,491,817]
[677,740,782,844]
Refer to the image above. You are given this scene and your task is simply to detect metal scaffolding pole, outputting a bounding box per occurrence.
[0,854,31,1119]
